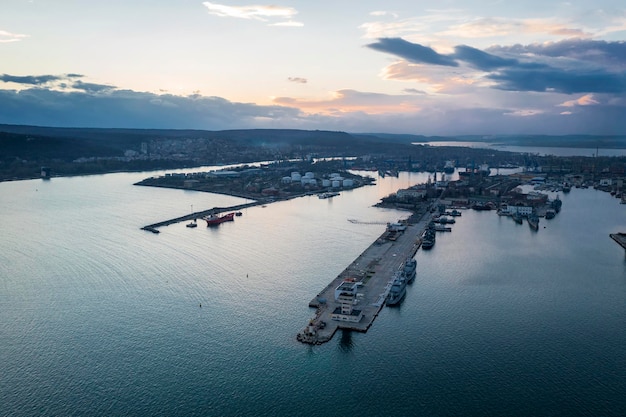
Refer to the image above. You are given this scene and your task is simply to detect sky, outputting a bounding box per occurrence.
[1,0,626,135]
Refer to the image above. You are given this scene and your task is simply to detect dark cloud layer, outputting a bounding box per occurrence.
[487,39,626,67]
[489,68,626,94]
[366,38,458,67]
[71,80,116,93]
[0,74,69,85]
[452,45,520,71]
[0,87,301,130]
[367,37,626,95]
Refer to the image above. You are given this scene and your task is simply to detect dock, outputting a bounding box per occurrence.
[141,202,259,232]
[297,211,433,345]
[610,233,626,251]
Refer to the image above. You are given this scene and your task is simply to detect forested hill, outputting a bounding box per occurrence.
[0,125,411,181]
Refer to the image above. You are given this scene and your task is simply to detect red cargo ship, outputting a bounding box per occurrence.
[203,212,235,226]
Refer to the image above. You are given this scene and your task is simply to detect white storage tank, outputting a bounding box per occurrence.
[322,179,331,187]
[291,172,301,181]
[281,176,292,184]
[301,178,310,186]
[332,180,341,188]
[308,179,317,187]
[342,179,354,188]
[305,172,315,179]
[330,173,341,178]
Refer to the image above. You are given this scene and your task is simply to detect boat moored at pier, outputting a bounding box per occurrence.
[203,212,235,226]
[403,258,417,283]
[386,272,407,306]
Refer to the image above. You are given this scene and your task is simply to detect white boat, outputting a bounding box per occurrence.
[318,191,340,199]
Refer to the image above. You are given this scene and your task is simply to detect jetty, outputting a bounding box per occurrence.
[610,233,626,251]
[141,202,259,232]
[297,211,433,345]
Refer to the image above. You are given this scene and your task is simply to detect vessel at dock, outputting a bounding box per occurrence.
[318,191,340,199]
[204,212,235,226]
[528,213,539,230]
[421,226,436,249]
[386,272,407,306]
[403,258,417,283]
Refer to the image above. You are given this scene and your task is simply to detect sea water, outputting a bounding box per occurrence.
[1,168,624,416]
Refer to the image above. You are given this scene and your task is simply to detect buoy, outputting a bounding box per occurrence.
[199,303,202,308]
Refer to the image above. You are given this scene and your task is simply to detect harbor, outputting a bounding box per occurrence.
[297,211,432,344]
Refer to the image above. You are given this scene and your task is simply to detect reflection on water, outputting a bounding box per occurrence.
[422,141,626,157]
[338,330,354,353]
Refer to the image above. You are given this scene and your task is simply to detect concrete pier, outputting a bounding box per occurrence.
[610,233,626,251]
[297,212,432,345]
[141,202,259,232]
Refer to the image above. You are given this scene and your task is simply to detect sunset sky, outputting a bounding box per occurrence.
[1,0,625,135]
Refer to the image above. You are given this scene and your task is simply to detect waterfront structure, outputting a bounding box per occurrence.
[298,214,426,344]
[331,281,363,323]
[504,205,534,216]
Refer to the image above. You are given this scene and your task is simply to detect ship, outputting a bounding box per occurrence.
[443,160,455,174]
[512,211,523,224]
[318,191,340,199]
[545,209,556,219]
[386,272,407,306]
[421,227,436,249]
[203,212,235,226]
[403,258,417,283]
[527,213,539,231]
[551,195,562,213]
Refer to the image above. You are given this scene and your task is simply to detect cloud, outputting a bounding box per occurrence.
[442,17,590,39]
[270,20,303,27]
[273,89,423,114]
[72,80,116,93]
[0,30,28,43]
[202,2,300,26]
[370,11,399,18]
[287,77,307,84]
[0,83,625,135]
[488,68,626,94]
[0,74,71,85]
[366,38,458,66]
[0,86,301,130]
[487,39,626,70]
[452,45,519,71]
[558,94,600,107]
[367,38,626,95]
[403,88,427,95]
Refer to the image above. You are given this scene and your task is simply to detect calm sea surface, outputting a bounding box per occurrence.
[1,167,625,416]
[423,141,626,157]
